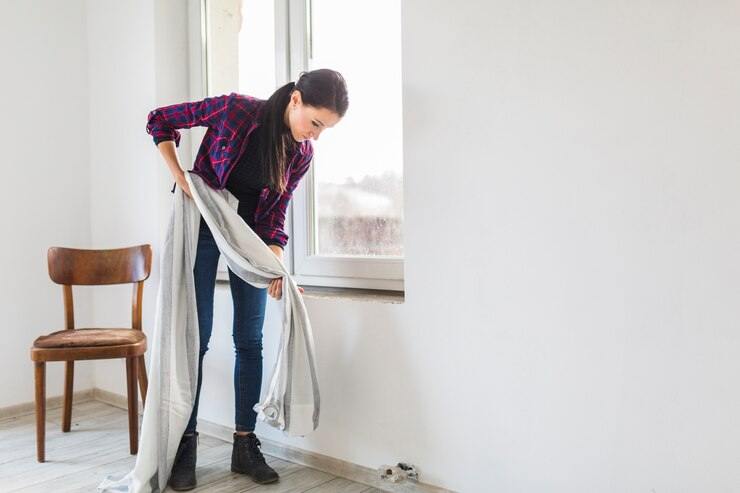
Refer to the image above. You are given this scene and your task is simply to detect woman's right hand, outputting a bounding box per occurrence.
[175,172,193,199]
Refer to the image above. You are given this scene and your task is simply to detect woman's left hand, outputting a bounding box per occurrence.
[268,278,305,300]
[267,244,304,300]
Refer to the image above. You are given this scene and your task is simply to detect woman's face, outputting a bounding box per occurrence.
[285,90,342,143]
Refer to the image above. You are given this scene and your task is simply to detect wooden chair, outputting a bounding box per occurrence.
[30,245,152,463]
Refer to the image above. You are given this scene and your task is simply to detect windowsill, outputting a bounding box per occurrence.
[215,277,404,304]
[301,285,405,304]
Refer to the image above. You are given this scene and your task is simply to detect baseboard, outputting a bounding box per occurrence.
[91,387,144,415]
[1,388,453,493]
[0,389,95,420]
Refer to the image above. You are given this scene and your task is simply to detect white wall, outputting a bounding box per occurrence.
[86,0,154,394]
[87,0,192,396]
[397,1,740,491]
[0,0,94,407]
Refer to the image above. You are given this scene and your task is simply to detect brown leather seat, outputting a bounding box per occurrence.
[34,329,146,349]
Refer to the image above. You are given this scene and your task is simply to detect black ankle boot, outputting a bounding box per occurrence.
[168,432,198,491]
[231,432,279,484]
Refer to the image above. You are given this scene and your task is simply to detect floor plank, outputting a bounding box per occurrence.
[304,477,374,493]
[199,465,334,492]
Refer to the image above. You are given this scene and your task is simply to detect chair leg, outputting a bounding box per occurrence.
[62,360,74,432]
[137,354,148,408]
[125,357,139,455]
[34,361,46,463]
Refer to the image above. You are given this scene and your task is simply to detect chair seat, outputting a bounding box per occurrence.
[33,329,145,349]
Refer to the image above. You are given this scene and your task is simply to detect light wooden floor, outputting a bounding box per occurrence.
[0,400,381,492]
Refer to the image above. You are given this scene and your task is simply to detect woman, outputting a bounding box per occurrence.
[146,68,348,490]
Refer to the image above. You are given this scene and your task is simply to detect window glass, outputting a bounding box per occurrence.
[309,0,404,257]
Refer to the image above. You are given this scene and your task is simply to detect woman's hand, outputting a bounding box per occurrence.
[266,245,305,299]
[267,278,305,300]
[175,172,193,199]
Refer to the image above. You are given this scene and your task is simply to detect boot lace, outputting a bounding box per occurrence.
[241,434,266,462]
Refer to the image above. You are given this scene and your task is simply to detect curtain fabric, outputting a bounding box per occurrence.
[98,172,320,492]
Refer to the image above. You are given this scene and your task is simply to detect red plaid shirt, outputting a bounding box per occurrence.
[146,93,314,248]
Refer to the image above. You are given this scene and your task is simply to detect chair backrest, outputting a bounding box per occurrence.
[47,245,153,331]
[48,245,152,286]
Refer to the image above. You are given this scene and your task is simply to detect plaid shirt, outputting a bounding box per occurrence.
[146,93,313,248]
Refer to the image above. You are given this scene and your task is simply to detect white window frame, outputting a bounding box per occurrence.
[192,0,404,291]
[279,0,404,292]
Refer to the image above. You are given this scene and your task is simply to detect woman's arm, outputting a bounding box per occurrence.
[156,141,192,198]
[267,244,283,259]
[146,94,232,147]
[148,94,235,197]
[253,145,314,248]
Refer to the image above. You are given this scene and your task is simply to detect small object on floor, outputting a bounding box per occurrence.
[378,462,419,483]
[168,432,198,491]
[231,432,280,484]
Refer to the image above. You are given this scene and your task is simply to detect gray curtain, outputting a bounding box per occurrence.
[98,172,320,492]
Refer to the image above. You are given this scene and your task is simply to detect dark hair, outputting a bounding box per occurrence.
[295,68,349,118]
[259,68,348,193]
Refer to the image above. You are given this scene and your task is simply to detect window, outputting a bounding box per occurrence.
[199,0,404,291]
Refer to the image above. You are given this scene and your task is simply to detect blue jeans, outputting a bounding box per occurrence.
[185,216,268,433]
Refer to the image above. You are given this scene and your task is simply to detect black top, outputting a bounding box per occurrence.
[225,126,269,228]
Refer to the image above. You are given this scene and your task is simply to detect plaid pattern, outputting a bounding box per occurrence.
[146,93,314,248]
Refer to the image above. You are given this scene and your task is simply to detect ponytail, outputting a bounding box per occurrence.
[260,81,297,194]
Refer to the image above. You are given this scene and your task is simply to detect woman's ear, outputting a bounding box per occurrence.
[291,90,302,107]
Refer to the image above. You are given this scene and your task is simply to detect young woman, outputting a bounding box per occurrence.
[146,69,348,490]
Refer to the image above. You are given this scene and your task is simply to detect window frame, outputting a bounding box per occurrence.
[194,0,404,291]
[281,0,404,292]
